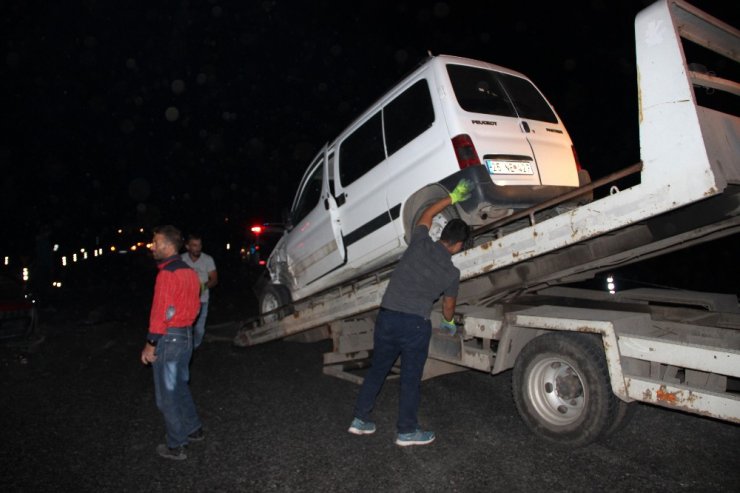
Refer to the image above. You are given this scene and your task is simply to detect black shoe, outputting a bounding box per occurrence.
[156,443,187,460]
[188,428,205,442]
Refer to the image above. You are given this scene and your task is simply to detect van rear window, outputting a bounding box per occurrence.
[447,64,558,124]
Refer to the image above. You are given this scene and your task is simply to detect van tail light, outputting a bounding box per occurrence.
[571,145,582,171]
[451,134,481,169]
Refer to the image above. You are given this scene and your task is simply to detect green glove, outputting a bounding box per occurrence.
[449,178,473,205]
[440,317,457,336]
[200,282,208,295]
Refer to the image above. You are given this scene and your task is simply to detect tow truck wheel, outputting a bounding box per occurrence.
[512,333,617,447]
[604,399,637,437]
[259,284,293,323]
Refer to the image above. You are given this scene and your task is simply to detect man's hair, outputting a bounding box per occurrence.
[186,233,202,242]
[440,218,469,245]
[153,225,183,250]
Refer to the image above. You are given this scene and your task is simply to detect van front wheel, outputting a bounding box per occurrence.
[259,284,293,323]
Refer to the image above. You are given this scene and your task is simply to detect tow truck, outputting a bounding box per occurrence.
[235,0,739,446]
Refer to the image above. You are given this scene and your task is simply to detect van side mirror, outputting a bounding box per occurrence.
[282,208,294,231]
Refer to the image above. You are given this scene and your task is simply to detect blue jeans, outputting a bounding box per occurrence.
[353,309,432,434]
[193,302,208,349]
[152,327,202,447]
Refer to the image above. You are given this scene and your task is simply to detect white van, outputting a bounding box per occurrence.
[261,55,590,312]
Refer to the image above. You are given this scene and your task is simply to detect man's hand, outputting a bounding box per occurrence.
[440,317,457,336]
[417,181,472,229]
[449,178,473,205]
[141,343,157,365]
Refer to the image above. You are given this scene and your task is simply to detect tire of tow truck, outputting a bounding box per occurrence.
[512,332,618,447]
[603,398,637,438]
[259,284,293,322]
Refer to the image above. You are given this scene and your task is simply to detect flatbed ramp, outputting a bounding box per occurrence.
[236,184,740,346]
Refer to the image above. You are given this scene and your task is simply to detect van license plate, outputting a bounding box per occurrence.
[485,160,533,175]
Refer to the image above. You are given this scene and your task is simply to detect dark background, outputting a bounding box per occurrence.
[2,0,738,292]
[1,4,739,488]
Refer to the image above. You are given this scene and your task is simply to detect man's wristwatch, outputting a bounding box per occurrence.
[146,339,158,347]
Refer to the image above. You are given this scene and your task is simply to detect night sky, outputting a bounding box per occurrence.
[2,1,737,259]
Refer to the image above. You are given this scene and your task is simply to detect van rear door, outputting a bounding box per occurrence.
[445,64,578,187]
[497,71,578,186]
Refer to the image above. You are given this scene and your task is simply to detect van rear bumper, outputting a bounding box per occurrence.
[438,165,590,223]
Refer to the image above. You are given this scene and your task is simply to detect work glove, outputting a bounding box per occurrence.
[449,178,473,205]
[440,317,457,336]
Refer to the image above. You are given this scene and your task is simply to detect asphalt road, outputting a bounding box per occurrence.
[1,254,739,492]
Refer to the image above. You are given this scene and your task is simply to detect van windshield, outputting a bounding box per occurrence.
[447,64,558,123]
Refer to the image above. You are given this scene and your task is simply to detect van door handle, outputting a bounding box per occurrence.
[521,121,531,133]
[336,193,346,207]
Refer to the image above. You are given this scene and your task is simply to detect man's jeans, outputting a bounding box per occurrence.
[152,327,201,448]
[353,309,432,434]
[193,302,208,349]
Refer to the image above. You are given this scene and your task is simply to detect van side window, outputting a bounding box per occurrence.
[327,152,336,197]
[291,161,323,225]
[338,112,384,187]
[384,79,435,156]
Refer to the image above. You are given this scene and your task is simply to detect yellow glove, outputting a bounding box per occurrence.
[449,179,473,205]
[440,317,457,336]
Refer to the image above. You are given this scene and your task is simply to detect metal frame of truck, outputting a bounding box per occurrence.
[235,0,739,446]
